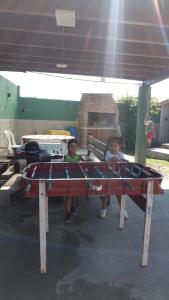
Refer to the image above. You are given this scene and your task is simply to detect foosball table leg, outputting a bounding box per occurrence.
[45,196,49,233]
[142,180,154,266]
[119,195,126,229]
[39,180,47,274]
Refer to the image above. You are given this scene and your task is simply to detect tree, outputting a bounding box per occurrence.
[149,98,161,123]
[117,96,160,152]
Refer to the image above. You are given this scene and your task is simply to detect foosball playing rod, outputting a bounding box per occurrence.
[94,166,105,178]
[108,164,120,178]
[134,164,152,177]
[121,165,138,178]
[79,164,88,179]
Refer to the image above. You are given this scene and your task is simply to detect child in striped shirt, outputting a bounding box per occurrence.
[100,136,128,219]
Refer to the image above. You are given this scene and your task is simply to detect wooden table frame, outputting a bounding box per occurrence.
[38,179,154,274]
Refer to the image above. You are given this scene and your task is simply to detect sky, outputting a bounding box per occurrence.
[0,71,169,102]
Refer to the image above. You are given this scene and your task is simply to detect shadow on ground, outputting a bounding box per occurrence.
[0,189,169,300]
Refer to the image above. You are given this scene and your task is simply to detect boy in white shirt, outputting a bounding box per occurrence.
[100,136,128,219]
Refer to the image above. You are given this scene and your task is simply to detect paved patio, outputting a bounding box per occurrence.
[0,182,169,300]
[147,147,169,161]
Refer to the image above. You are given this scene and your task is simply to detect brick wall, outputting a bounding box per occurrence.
[78,93,120,147]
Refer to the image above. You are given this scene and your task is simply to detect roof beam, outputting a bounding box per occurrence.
[1,8,169,30]
[1,26,169,47]
[1,52,169,70]
[0,41,168,58]
[0,57,169,74]
[1,57,168,77]
[1,48,169,63]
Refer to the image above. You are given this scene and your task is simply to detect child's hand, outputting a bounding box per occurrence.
[81,155,92,161]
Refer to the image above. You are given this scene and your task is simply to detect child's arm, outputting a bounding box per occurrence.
[110,152,128,162]
[120,152,129,162]
[104,151,112,161]
[79,154,89,161]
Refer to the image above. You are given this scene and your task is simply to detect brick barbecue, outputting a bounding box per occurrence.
[78,93,120,147]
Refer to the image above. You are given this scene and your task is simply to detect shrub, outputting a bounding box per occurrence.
[117,96,160,152]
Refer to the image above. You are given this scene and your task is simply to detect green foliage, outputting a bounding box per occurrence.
[146,158,169,167]
[117,96,160,152]
[149,98,161,123]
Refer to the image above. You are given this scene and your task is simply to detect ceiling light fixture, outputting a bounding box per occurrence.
[55,9,75,27]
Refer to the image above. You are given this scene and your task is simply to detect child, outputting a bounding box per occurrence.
[100,136,128,219]
[64,139,82,223]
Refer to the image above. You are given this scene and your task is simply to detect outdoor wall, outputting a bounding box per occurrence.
[14,97,79,143]
[159,99,169,143]
[0,75,79,152]
[14,119,76,143]
[0,75,19,120]
[0,76,19,152]
[17,97,79,121]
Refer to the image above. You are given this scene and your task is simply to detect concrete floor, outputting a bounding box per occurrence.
[0,187,169,300]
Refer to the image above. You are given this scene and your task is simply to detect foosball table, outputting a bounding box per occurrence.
[20,161,163,273]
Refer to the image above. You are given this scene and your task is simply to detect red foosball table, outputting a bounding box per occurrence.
[20,161,163,274]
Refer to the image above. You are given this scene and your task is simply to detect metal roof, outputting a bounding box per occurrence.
[0,0,169,81]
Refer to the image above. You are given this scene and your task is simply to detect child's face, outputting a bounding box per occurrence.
[111,142,121,153]
[68,142,78,155]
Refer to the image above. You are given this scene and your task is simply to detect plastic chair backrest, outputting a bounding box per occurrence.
[4,130,17,146]
[4,130,17,154]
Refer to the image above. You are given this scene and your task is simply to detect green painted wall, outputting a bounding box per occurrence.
[0,75,19,119]
[17,97,79,121]
[0,75,79,121]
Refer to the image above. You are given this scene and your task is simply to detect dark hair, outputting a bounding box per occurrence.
[110,136,122,145]
[68,139,78,147]
[104,136,122,158]
[25,141,40,153]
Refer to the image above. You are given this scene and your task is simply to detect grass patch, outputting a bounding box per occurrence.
[146,158,169,167]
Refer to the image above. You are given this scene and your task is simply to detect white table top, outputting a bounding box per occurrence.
[22,134,74,143]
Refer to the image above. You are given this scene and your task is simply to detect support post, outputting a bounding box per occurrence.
[119,195,126,229]
[135,83,151,164]
[45,196,49,233]
[142,180,154,266]
[39,181,47,274]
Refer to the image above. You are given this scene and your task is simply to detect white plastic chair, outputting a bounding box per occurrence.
[4,130,21,155]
